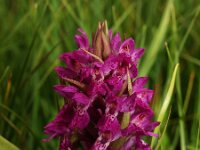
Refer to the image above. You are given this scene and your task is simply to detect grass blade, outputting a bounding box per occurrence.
[0,112,21,135]
[0,136,19,150]
[181,54,200,67]
[140,0,173,75]
[183,71,195,114]
[196,120,200,150]
[155,107,172,150]
[112,3,134,32]
[176,69,186,150]
[151,63,179,147]
[178,7,200,54]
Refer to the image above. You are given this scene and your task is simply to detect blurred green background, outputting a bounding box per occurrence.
[0,0,200,149]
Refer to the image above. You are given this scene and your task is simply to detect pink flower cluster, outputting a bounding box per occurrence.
[44,22,159,150]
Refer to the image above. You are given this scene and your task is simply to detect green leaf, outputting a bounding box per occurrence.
[0,136,19,150]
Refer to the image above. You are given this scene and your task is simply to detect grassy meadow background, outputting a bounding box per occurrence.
[0,0,200,149]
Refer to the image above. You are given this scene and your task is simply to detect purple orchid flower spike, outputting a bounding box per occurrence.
[44,21,159,150]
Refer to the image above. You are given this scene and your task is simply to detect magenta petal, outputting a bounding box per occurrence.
[135,138,152,150]
[103,55,119,75]
[59,135,72,150]
[70,111,90,129]
[129,63,138,78]
[73,50,91,64]
[119,38,135,53]
[120,137,135,150]
[72,93,90,105]
[118,95,136,112]
[106,76,122,86]
[111,33,121,54]
[134,99,154,115]
[123,111,159,138]
[146,131,159,137]
[131,48,144,62]
[74,28,89,49]
[54,85,78,99]
[43,105,74,140]
[97,115,121,140]
[59,52,84,72]
[59,53,74,68]
[136,89,154,104]
[133,77,149,91]
[55,66,77,79]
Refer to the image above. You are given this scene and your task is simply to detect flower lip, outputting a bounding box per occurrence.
[119,38,135,54]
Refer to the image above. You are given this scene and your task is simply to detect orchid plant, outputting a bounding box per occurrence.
[43,21,159,150]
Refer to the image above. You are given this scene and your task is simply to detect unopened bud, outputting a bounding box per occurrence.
[93,20,111,60]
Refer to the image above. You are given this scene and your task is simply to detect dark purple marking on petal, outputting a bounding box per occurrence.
[119,38,135,53]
